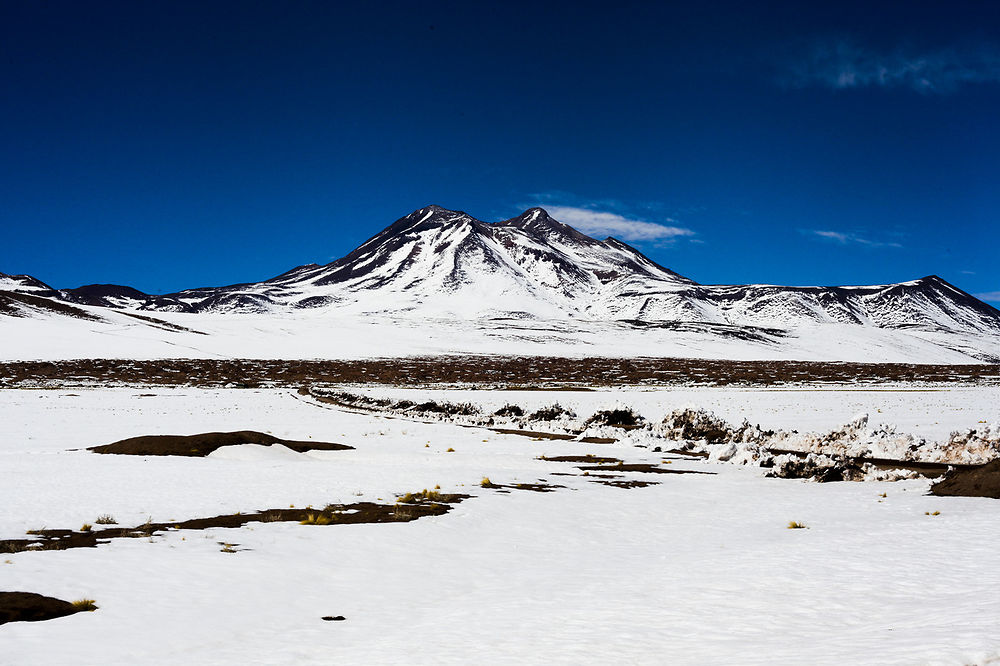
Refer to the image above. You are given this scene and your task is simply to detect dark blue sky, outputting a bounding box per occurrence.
[2,1,998,299]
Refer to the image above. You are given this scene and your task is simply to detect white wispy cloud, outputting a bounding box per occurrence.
[974,291,1000,302]
[808,229,902,248]
[544,206,695,242]
[788,40,1000,93]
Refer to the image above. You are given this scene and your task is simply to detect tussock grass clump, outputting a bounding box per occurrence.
[95,514,117,525]
[79,524,92,533]
[787,521,808,530]
[446,447,455,452]
[660,408,735,443]
[925,510,941,516]
[397,489,444,504]
[494,404,524,417]
[529,404,575,422]
[408,400,479,416]
[324,391,393,409]
[71,598,98,612]
[480,477,493,487]
[585,408,645,428]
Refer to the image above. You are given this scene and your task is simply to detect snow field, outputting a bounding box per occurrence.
[1,387,1000,664]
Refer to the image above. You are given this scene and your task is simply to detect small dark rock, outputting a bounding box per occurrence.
[322,615,347,621]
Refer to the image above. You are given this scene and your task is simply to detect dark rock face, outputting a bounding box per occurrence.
[61,284,152,307]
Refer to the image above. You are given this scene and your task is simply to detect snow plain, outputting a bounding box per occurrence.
[3,386,1000,664]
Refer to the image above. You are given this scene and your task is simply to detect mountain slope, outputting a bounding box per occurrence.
[2,206,998,363]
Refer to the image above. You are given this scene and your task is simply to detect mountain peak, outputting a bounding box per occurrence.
[407,204,469,217]
[502,207,554,224]
[497,206,588,241]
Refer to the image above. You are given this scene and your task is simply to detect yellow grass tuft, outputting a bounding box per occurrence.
[397,489,444,504]
[299,513,334,525]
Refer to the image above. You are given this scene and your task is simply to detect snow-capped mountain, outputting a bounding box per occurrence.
[2,205,999,363]
[70,205,694,318]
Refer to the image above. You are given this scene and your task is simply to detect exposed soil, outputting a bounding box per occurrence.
[508,482,565,492]
[591,479,660,488]
[664,449,710,458]
[490,428,616,444]
[89,431,353,457]
[479,481,565,493]
[538,455,622,464]
[0,498,467,554]
[576,463,715,475]
[930,460,1000,499]
[0,592,87,625]
[1,356,997,388]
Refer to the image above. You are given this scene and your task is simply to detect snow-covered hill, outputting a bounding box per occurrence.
[2,206,999,362]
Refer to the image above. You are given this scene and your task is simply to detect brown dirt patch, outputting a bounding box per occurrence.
[490,428,616,444]
[0,497,467,554]
[0,592,85,625]
[931,460,1000,498]
[479,481,565,493]
[577,463,714,475]
[89,431,353,457]
[591,479,660,488]
[538,455,622,464]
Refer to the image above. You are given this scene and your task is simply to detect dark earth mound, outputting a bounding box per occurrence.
[89,430,353,457]
[0,592,86,625]
[931,460,1000,499]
